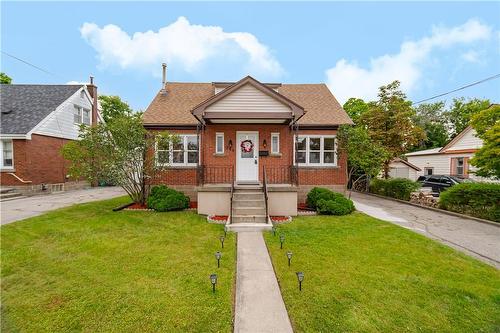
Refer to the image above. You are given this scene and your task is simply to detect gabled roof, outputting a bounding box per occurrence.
[1,84,82,134]
[439,126,473,152]
[392,157,421,171]
[143,77,352,127]
[405,147,442,157]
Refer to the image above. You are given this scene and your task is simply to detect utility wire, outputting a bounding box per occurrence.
[1,50,59,77]
[414,73,500,104]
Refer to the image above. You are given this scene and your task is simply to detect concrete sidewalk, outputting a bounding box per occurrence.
[1,187,126,225]
[234,232,293,333]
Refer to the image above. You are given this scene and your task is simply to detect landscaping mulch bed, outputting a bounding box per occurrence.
[207,215,228,224]
[271,216,292,223]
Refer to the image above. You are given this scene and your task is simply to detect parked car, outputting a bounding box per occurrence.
[417,175,471,195]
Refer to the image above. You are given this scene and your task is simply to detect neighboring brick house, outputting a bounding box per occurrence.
[0,80,102,194]
[143,70,352,225]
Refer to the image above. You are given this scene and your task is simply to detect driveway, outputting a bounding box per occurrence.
[1,187,126,225]
[350,192,500,268]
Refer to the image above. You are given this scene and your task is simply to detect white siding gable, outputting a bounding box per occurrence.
[206,83,291,113]
[445,127,483,151]
[33,88,93,140]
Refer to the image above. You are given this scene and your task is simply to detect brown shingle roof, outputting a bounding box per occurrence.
[143,81,352,126]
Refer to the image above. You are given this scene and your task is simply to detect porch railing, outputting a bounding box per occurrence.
[263,166,269,222]
[197,165,234,185]
[265,166,298,185]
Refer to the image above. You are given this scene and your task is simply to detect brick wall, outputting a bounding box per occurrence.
[1,134,71,186]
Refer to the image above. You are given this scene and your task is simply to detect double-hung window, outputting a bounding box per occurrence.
[215,133,224,154]
[1,139,14,169]
[157,134,198,166]
[74,105,91,125]
[271,133,280,154]
[294,135,337,166]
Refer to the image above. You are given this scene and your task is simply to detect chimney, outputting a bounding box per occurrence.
[161,63,167,95]
[87,75,98,125]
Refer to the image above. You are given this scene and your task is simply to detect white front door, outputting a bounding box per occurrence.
[236,132,259,183]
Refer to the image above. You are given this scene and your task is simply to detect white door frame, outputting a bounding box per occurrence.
[236,131,259,183]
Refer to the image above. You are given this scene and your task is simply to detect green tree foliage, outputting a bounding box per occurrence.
[359,81,425,177]
[98,95,133,123]
[412,102,449,150]
[343,98,369,123]
[62,114,177,204]
[469,104,500,179]
[0,72,12,84]
[445,98,490,137]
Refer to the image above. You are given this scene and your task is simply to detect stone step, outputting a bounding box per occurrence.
[233,207,266,216]
[226,223,272,232]
[0,187,14,194]
[233,192,264,201]
[233,199,266,208]
[0,192,24,201]
[234,185,263,191]
[0,195,27,202]
[232,215,268,224]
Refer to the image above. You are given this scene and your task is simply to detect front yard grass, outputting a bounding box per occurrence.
[265,213,500,332]
[1,197,235,332]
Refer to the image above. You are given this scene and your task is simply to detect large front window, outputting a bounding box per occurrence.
[1,139,14,169]
[156,135,198,166]
[294,135,337,166]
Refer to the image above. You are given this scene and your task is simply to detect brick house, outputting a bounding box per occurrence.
[0,80,101,194]
[143,69,352,229]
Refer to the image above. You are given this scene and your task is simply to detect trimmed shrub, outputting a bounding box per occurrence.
[147,185,189,212]
[439,182,500,222]
[370,178,420,201]
[317,197,355,216]
[306,187,344,209]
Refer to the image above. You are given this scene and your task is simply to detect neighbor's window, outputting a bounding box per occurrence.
[73,106,82,124]
[157,135,198,166]
[424,167,433,176]
[82,109,91,125]
[271,133,280,154]
[455,157,464,175]
[1,139,13,169]
[295,135,337,166]
[216,133,224,154]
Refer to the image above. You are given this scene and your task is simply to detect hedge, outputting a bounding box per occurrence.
[317,197,355,216]
[439,182,500,222]
[306,187,344,209]
[370,178,420,201]
[147,185,190,212]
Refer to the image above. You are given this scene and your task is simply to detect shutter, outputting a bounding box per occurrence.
[450,158,456,176]
[463,157,469,177]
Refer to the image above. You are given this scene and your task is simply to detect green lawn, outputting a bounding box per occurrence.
[265,213,500,333]
[1,197,235,332]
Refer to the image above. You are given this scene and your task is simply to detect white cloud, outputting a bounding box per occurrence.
[326,19,492,103]
[66,80,87,85]
[461,50,481,63]
[80,16,283,77]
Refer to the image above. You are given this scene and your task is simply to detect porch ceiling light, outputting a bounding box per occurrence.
[215,251,222,268]
[286,251,293,266]
[219,235,225,249]
[210,273,218,293]
[296,271,304,291]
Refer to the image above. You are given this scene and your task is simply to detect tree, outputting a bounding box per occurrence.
[0,72,12,84]
[98,95,133,123]
[338,125,389,196]
[469,104,500,179]
[359,81,425,178]
[445,97,490,138]
[62,113,177,204]
[412,102,449,150]
[343,98,369,124]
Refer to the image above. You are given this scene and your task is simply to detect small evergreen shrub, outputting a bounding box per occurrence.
[147,185,189,212]
[317,197,355,216]
[306,187,344,209]
[370,178,420,201]
[439,182,500,222]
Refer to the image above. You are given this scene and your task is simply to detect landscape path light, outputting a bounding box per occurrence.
[210,274,218,293]
[296,272,304,291]
[272,225,277,236]
[219,235,225,249]
[215,251,222,268]
[279,234,285,249]
[286,251,293,267]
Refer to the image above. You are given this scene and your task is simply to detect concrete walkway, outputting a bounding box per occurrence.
[1,187,126,225]
[234,232,293,333]
[351,192,500,268]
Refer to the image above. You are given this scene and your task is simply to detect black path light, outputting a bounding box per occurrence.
[296,272,304,291]
[210,273,218,293]
[219,235,225,249]
[272,225,277,236]
[279,234,285,249]
[215,251,222,268]
[286,251,293,267]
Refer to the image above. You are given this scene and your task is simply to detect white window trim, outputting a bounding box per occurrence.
[156,134,198,167]
[1,139,14,170]
[293,135,337,166]
[73,105,91,125]
[215,132,224,154]
[424,167,434,176]
[271,133,280,154]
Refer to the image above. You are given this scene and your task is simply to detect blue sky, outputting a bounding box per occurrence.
[2,2,499,110]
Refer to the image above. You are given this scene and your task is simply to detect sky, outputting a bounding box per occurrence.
[1,1,499,110]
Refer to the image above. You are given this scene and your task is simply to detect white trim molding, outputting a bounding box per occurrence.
[294,135,337,167]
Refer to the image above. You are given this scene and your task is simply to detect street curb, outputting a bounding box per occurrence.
[354,191,499,228]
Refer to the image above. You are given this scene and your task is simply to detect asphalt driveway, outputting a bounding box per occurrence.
[1,187,126,225]
[351,192,500,268]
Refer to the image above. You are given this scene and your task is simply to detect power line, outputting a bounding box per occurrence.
[1,50,59,77]
[414,73,500,104]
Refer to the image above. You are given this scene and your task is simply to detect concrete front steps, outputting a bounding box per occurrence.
[0,188,25,202]
[226,185,272,232]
